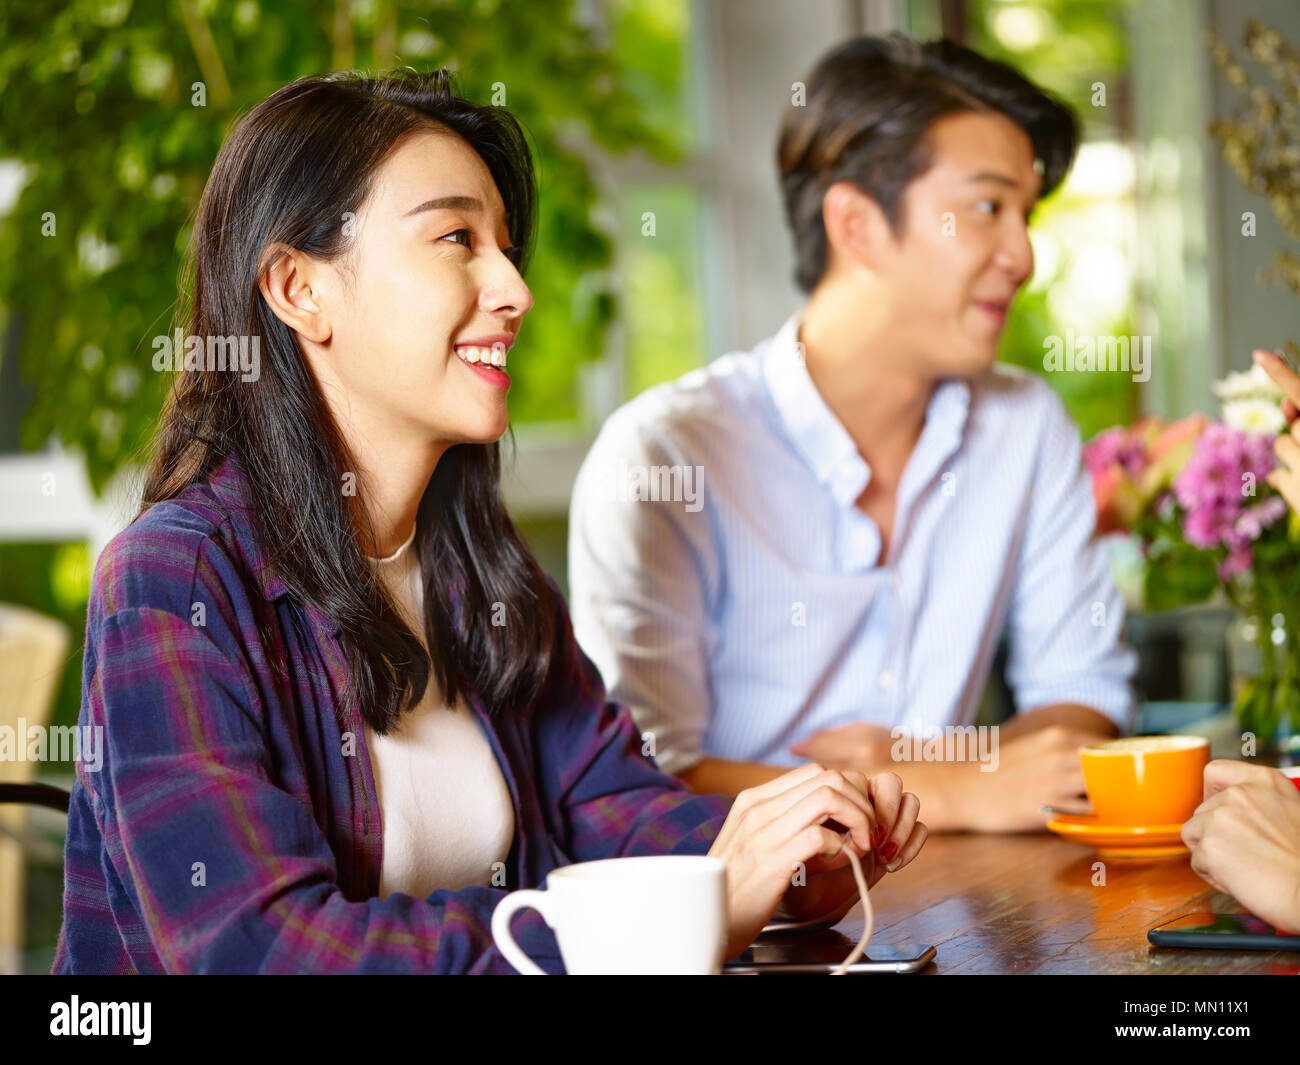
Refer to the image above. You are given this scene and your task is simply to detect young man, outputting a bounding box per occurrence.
[567,34,1136,832]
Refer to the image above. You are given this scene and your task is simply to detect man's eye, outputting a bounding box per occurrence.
[441,228,472,248]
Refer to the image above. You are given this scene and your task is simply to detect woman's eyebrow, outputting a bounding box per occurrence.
[404,194,483,217]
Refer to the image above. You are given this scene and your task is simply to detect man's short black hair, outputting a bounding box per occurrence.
[778,33,1080,293]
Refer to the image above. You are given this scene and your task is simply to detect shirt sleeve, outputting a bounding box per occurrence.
[1002,383,1138,731]
[566,415,721,777]
[532,575,732,862]
[84,604,561,974]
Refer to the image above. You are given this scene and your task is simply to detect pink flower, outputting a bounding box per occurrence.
[1083,426,1147,477]
[1184,502,1237,549]
[1219,545,1253,581]
[1235,496,1289,540]
[1173,426,1279,545]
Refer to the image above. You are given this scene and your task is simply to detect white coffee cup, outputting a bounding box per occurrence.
[491,854,728,975]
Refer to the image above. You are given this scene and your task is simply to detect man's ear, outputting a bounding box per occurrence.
[258,244,332,344]
[821,180,891,275]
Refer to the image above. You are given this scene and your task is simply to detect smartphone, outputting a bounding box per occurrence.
[1148,912,1300,951]
[723,943,936,974]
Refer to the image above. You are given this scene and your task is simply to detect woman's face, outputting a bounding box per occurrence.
[290,128,533,454]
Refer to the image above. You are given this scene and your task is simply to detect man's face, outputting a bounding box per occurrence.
[869,109,1040,377]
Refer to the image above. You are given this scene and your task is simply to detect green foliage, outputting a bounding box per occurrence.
[962,0,1139,439]
[0,0,677,492]
[1207,20,1300,313]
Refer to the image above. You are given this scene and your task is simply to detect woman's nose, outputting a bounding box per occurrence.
[481,257,534,317]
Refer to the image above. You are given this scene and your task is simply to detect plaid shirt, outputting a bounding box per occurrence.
[53,452,731,974]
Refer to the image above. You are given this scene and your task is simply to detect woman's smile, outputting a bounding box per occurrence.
[453,332,514,387]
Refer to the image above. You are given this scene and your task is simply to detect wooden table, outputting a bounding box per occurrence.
[748,831,1300,974]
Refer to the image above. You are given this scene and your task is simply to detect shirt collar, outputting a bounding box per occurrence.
[760,309,972,507]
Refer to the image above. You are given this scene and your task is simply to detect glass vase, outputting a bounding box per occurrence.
[1228,612,1300,755]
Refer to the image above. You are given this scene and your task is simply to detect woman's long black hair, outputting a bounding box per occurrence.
[139,69,557,732]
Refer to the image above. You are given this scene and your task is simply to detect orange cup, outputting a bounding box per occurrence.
[1079,735,1210,826]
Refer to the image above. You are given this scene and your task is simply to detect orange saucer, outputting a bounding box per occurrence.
[1045,812,1189,858]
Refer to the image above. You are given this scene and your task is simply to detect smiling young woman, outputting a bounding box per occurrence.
[53,69,924,974]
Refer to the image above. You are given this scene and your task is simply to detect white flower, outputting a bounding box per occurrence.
[1222,397,1287,434]
[1213,363,1286,403]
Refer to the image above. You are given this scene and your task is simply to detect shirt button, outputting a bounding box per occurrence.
[879,670,896,690]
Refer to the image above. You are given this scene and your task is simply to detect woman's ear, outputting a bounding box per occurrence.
[821,180,890,275]
[258,244,332,344]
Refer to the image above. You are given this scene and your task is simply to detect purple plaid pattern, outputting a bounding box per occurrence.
[53,452,731,974]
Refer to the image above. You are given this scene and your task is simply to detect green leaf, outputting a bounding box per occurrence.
[1143,553,1218,611]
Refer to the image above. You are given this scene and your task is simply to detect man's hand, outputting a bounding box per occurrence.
[1182,759,1300,934]
[789,723,896,768]
[948,724,1111,832]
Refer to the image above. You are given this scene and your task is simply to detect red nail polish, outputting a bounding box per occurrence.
[873,827,885,848]
[881,841,898,862]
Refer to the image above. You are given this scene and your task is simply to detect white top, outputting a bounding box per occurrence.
[567,309,1136,777]
[363,528,515,897]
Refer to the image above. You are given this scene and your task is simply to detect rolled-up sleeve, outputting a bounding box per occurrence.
[1003,385,1137,731]
[83,605,559,974]
[567,417,721,777]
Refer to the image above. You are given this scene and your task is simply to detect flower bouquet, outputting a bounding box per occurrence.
[1084,365,1300,745]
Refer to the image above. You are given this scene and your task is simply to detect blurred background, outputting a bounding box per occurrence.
[0,0,1296,973]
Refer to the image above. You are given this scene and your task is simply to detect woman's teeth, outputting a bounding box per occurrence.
[455,345,507,368]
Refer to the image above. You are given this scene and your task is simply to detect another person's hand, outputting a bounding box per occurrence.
[1253,349,1300,511]
[707,764,924,957]
[1182,759,1300,934]
[951,724,1112,833]
[789,723,897,768]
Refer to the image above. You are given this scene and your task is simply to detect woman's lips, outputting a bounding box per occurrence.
[975,301,1009,325]
[456,356,511,388]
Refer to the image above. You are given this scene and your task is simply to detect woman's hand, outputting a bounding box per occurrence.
[1182,759,1300,934]
[1253,349,1300,511]
[707,764,926,957]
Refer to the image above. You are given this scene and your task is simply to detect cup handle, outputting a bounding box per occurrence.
[491,889,556,975]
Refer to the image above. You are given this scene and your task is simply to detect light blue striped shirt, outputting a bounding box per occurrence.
[567,311,1136,777]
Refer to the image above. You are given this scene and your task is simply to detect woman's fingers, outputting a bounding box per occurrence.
[1254,349,1300,407]
[867,771,904,849]
[736,763,827,809]
[1275,431,1300,472]
[879,788,919,858]
[715,763,827,849]
[761,780,876,856]
[758,766,876,842]
[886,818,927,874]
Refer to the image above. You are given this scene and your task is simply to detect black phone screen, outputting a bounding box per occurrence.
[1148,912,1300,950]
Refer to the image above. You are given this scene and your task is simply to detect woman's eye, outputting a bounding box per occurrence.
[503,246,522,266]
[441,228,472,248]
[976,200,1000,216]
